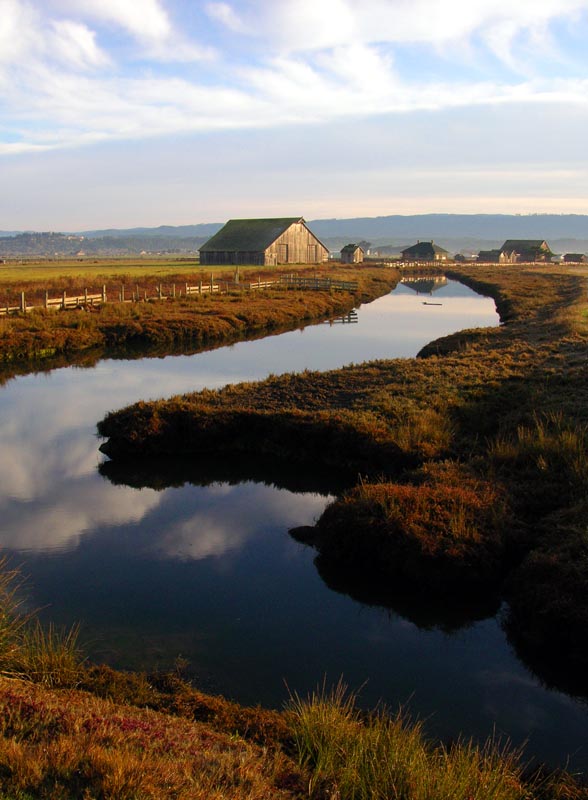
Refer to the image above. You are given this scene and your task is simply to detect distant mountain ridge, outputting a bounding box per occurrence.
[79,223,224,239]
[306,213,588,240]
[1,215,588,256]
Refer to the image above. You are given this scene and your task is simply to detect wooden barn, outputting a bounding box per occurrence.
[340,243,364,263]
[498,240,553,263]
[401,241,449,262]
[199,217,329,266]
[563,253,587,263]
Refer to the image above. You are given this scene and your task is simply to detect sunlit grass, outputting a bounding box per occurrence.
[0,558,82,687]
[288,682,532,800]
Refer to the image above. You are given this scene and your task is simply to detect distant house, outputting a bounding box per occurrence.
[498,240,552,263]
[563,253,587,263]
[340,244,364,264]
[199,217,329,266]
[477,249,501,263]
[401,240,449,262]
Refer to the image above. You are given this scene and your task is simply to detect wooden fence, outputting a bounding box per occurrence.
[0,272,359,317]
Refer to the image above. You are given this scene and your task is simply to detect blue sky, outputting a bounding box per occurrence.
[1,0,588,229]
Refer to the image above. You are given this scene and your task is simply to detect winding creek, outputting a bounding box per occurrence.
[1,278,587,773]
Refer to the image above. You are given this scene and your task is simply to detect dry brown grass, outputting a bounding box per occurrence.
[0,676,303,800]
[0,266,398,367]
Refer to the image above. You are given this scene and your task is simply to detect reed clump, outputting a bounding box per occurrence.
[288,682,544,800]
[0,558,83,688]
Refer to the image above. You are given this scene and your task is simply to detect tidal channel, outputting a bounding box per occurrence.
[1,278,586,772]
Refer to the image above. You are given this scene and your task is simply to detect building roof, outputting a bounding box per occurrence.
[500,239,549,252]
[341,243,364,253]
[200,217,304,253]
[402,240,449,256]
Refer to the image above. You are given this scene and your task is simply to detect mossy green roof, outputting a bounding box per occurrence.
[200,218,304,253]
[501,239,550,251]
[401,241,449,257]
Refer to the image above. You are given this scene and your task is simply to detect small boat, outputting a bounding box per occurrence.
[422,302,442,306]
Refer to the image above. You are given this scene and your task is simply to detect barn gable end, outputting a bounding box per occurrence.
[199,218,329,266]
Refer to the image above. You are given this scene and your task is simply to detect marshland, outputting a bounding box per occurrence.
[1,259,588,796]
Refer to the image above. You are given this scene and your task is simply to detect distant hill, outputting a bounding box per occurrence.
[307,214,588,255]
[80,223,223,239]
[307,213,588,240]
[0,231,207,257]
[1,215,587,257]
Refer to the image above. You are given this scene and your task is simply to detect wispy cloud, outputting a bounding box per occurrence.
[1,0,588,154]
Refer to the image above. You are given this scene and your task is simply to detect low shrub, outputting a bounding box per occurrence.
[313,469,511,591]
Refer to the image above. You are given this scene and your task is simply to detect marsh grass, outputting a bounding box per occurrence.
[488,411,588,517]
[289,682,531,800]
[15,622,83,688]
[0,266,397,366]
[0,559,83,687]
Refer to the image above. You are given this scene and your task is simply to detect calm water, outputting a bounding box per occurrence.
[1,279,587,772]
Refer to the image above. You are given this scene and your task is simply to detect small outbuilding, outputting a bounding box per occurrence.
[563,253,587,263]
[340,244,364,264]
[199,217,329,266]
[401,240,449,262]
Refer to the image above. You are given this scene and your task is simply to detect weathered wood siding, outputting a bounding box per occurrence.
[200,250,265,266]
[341,247,364,264]
[265,222,328,265]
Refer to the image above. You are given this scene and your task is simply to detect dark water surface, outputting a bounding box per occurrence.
[1,280,587,773]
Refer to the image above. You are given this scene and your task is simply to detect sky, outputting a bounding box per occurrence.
[1,0,588,230]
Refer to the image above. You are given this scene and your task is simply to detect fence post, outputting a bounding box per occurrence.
[21,292,26,313]
[158,284,162,300]
[62,290,66,310]
[45,291,48,309]
[136,284,139,302]
[172,283,175,298]
[199,280,202,295]
[84,288,88,305]
[258,275,261,289]
[121,285,125,302]
[102,285,107,303]
[185,282,189,297]
[210,274,213,293]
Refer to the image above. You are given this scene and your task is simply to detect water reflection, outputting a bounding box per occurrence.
[2,281,587,770]
[100,453,355,496]
[311,550,501,633]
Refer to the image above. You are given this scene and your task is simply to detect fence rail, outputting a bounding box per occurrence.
[0,272,359,317]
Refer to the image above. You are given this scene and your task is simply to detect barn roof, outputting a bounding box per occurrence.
[200,218,304,252]
[341,243,364,253]
[501,239,549,251]
[402,240,449,256]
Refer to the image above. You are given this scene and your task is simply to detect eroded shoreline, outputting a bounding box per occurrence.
[98,265,588,690]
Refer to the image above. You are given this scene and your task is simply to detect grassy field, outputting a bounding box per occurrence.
[0,256,208,284]
[98,264,588,692]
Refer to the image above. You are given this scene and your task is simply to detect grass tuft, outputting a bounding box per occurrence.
[0,559,83,688]
[288,682,531,800]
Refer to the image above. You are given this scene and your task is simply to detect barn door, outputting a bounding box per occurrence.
[277,244,288,263]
